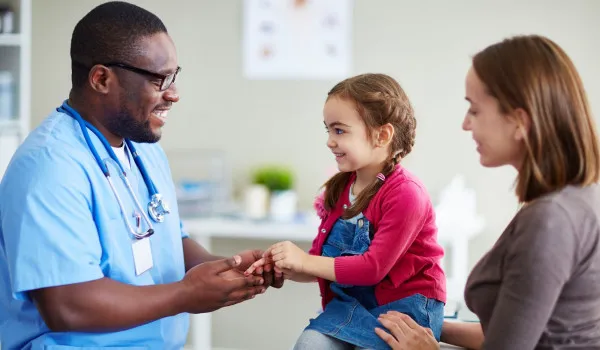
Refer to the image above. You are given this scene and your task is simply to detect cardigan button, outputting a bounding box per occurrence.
[321,229,326,233]
[343,204,348,209]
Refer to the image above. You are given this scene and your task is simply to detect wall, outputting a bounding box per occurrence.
[30,1,600,349]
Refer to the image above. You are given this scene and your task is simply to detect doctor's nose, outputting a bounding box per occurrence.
[163,84,180,103]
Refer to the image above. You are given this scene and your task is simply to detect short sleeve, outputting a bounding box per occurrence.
[180,221,189,239]
[1,148,104,301]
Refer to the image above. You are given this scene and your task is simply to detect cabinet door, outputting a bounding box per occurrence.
[0,133,19,179]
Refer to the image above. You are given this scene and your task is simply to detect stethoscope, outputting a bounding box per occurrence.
[57,100,170,239]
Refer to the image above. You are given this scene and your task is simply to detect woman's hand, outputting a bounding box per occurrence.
[375,311,440,350]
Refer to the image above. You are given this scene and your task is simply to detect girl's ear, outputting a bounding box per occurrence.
[375,123,394,147]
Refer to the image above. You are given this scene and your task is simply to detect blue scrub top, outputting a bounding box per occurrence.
[0,109,189,349]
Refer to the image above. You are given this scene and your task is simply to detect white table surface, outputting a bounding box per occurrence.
[440,344,465,349]
[184,214,320,240]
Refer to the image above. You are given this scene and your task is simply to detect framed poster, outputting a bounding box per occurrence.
[243,0,353,80]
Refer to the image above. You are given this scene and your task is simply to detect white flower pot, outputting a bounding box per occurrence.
[243,184,269,219]
[269,190,297,222]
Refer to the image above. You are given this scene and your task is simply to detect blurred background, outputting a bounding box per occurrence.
[1,0,600,349]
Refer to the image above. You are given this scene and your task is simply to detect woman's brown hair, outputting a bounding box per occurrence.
[323,73,416,218]
[472,35,600,203]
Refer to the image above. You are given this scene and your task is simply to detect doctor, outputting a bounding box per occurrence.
[0,2,281,349]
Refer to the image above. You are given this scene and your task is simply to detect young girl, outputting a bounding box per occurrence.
[247,73,447,349]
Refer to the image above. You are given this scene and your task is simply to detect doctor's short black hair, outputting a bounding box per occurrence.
[70,1,167,89]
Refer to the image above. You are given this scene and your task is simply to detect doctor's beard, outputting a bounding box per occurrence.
[107,109,161,144]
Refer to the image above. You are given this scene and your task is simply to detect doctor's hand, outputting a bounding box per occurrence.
[238,249,285,289]
[375,311,440,350]
[245,255,315,283]
[181,255,265,314]
[235,249,265,272]
[219,249,280,289]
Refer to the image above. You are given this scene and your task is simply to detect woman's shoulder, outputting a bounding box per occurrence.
[511,184,600,246]
[518,184,600,221]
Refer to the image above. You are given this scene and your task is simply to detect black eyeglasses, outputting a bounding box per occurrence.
[73,61,181,91]
[105,62,181,91]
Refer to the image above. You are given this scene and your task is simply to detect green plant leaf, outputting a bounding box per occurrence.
[252,165,294,192]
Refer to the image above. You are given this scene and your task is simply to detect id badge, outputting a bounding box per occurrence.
[132,237,154,275]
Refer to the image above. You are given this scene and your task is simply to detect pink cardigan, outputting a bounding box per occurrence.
[309,165,446,309]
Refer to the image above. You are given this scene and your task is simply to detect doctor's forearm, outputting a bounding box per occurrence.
[31,277,188,332]
[182,237,222,271]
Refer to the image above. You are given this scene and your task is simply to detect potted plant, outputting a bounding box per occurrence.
[251,165,297,222]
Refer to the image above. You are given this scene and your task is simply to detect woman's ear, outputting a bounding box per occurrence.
[375,123,395,147]
[512,108,531,141]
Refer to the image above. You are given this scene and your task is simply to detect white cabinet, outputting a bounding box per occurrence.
[0,0,30,179]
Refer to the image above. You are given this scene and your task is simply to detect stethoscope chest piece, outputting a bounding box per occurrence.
[148,193,170,223]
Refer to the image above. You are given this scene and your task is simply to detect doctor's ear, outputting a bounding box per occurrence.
[511,108,531,141]
[88,65,113,94]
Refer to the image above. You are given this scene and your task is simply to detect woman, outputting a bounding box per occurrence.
[378,34,600,349]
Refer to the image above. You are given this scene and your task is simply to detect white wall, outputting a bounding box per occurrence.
[30,1,600,349]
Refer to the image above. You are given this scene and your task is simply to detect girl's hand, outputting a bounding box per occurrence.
[266,241,309,273]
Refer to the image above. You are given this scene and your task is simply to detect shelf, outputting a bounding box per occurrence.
[0,119,21,132]
[0,34,21,46]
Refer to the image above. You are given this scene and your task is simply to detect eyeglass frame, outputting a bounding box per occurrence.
[73,60,181,91]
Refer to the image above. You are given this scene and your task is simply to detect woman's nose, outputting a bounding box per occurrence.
[462,115,471,131]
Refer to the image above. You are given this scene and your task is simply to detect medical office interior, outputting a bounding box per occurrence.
[0,0,599,349]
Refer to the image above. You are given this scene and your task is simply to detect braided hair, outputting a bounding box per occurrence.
[322,73,416,219]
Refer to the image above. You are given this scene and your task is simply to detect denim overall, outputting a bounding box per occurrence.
[304,215,444,349]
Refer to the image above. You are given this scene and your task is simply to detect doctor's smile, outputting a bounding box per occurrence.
[151,107,170,126]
